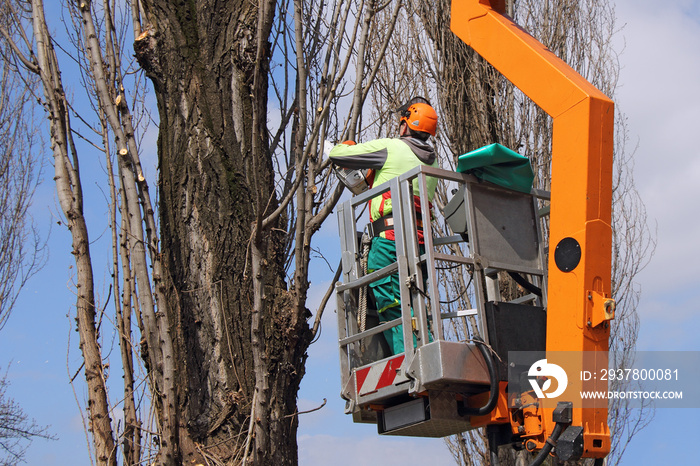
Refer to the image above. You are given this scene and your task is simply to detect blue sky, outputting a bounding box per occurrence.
[1,0,699,465]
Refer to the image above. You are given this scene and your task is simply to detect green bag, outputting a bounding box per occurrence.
[456,143,534,193]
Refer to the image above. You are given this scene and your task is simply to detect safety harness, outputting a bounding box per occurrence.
[369,213,423,238]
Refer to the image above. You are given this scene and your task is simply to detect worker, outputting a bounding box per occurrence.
[329,97,439,354]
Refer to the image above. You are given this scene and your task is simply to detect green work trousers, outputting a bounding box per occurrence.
[368,237,428,354]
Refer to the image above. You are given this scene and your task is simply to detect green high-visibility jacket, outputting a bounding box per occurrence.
[329,136,439,240]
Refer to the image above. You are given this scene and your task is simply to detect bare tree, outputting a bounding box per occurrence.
[2,1,120,463]
[605,114,656,465]
[0,367,54,465]
[0,3,46,332]
[0,8,51,464]
[130,0,405,461]
[2,0,407,463]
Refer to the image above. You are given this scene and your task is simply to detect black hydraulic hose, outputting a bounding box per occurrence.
[507,271,542,297]
[459,338,499,416]
[528,422,565,466]
[487,425,500,466]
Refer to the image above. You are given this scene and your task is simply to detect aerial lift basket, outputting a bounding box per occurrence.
[335,162,548,437]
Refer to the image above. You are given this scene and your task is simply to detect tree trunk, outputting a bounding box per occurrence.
[135,1,310,462]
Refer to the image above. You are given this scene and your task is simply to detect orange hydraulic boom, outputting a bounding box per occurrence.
[451,0,615,459]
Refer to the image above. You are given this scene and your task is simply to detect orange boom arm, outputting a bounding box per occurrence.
[451,0,614,458]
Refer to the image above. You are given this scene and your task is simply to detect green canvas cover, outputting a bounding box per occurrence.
[456,143,534,193]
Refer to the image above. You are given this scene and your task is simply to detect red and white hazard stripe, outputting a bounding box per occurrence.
[355,355,405,396]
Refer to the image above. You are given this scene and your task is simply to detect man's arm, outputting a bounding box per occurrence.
[328,138,392,170]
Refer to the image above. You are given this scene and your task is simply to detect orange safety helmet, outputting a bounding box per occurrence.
[398,97,438,136]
